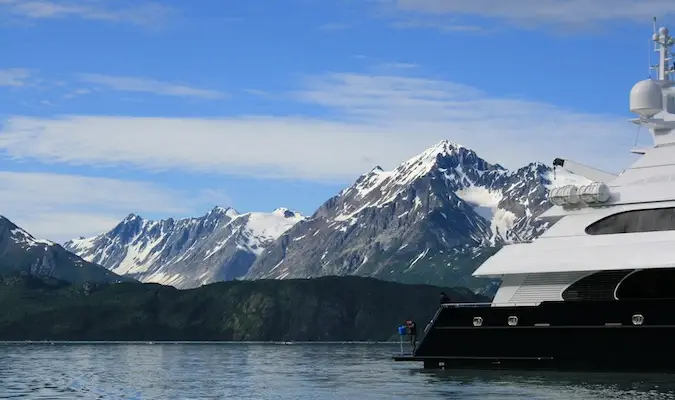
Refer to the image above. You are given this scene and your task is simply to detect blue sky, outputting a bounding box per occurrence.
[1,0,675,241]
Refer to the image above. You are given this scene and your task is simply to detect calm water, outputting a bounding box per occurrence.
[1,342,674,399]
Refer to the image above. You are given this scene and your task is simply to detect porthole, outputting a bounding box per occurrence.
[472,317,483,327]
[632,313,644,326]
[508,316,518,326]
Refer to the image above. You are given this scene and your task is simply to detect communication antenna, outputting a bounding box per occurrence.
[630,19,675,152]
[649,17,657,77]
[651,18,675,81]
[653,17,659,53]
[649,38,653,78]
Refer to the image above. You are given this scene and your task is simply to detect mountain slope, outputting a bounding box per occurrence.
[0,216,131,284]
[64,207,304,289]
[244,140,588,292]
[0,273,486,341]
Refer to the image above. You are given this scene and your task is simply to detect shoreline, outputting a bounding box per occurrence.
[0,340,402,345]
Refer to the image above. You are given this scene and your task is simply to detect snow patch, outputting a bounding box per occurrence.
[407,248,429,271]
[10,228,55,248]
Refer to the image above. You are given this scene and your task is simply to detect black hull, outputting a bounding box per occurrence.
[396,299,675,373]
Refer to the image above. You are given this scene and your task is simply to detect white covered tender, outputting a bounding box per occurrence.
[577,182,610,204]
[549,185,579,206]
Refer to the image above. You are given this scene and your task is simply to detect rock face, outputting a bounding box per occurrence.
[64,207,305,289]
[0,216,130,284]
[64,139,588,294]
[244,140,588,293]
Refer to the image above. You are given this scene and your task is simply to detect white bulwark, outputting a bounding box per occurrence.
[474,20,675,306]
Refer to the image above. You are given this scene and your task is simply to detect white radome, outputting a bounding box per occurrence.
[630,79,664,118]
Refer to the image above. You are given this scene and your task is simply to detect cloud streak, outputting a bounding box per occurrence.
[0,72,637,184]
[0,171,231,242]
[0,0,175,27]
[318,22,351,31]
[78,74,225,99]
[375,62,419,69]
[378,0,675,30]
[0,68,32,87]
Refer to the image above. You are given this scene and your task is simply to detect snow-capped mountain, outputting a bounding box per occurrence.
[64,207,304,289]
[244,140,588,292]
[63,139,587,293]
[0,216,130,284]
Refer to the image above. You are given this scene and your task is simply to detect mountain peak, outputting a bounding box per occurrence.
[272,207,301,219]
[122,213,142,223]
[208,205,239,218]
[0,215,16,230]
[431,139,466,152]
[401,139,473,171]
[64,205,307,288]
[0,215,55,248]
[0,217,128,284]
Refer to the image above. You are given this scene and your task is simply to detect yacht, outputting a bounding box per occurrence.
[395,22,675,372]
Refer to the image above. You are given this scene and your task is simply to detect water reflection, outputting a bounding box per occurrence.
[0,342,672,399]
[416,369,675,399]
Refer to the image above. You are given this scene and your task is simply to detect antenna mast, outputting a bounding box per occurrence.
[651,18,674,81]
[630,19,675,151]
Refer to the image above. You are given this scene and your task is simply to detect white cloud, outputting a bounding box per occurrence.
[376,62,419,69]
[62,88,93,99]
[0,0,175,27]
[78,74,225,99]
[378,0,675,29]
[0,68,32,87]
[242,88,270,97]
[0,171,230,243]
[0,72,638,183]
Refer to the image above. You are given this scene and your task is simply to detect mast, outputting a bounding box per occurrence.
[630,20,675,148]
[651,18,674,81]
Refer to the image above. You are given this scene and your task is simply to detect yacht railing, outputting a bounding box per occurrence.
[424,306,444,334]
[441,302,540,308]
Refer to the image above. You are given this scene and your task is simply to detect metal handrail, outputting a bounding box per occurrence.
[441,302,540,308]
[424,306,443,334]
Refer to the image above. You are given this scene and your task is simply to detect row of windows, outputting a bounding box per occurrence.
[585,207,675,235]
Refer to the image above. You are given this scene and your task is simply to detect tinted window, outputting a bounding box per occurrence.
[616,268,675,300]
[585,207,675,235]
[562,270,632,301]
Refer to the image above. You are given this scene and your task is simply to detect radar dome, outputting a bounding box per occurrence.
[630,79,663,118]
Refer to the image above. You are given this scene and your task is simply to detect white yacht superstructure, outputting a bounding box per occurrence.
[474,22,675,306]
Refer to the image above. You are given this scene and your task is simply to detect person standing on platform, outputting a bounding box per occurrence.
[406,319,417,353]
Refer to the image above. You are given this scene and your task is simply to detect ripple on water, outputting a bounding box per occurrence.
[0,342,674,399]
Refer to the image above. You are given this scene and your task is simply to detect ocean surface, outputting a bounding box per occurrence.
[1,342,674,399]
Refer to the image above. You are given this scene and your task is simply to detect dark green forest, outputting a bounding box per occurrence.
[0,273,485,341]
